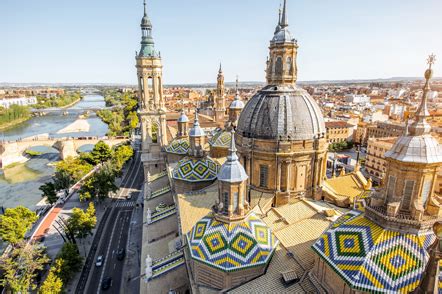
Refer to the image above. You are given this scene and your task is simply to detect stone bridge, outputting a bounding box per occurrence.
[0,136,129,168]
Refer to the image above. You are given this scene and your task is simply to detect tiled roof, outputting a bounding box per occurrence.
[172,157,219,182]
[165,137,190,155]
[187,212,278,272]
[208,129,231,148]
[312,210,436,293]
[323,172,368,202]
[325,121,354,129]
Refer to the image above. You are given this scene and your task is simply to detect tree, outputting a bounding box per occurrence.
[39,182,58,205]
[127,111,139,130]
[67,203,96,240]
[0,241,49,293]
[53,169,73,197]
[56,157,92,183]
[39,259,63,294]
[57,243,83,283]
[79,162,117,201]
[91,141,113,164]
[112,144,134,171]
[0,206,38,245]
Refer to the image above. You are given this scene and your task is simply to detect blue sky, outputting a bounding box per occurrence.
[1,0,441,84]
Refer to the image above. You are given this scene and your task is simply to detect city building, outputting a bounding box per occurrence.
[345,93,370,105]
[365,137,396,181]
[0,96,37,108]
[325,120,355,143]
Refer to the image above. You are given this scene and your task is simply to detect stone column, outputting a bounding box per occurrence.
[277,160,282,192]
[286,159,292,192]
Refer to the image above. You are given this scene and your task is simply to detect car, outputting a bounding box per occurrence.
[116,248,125,260]
[101,276,112,290]
[95,255,103,267]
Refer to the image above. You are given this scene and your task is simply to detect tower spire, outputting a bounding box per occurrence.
[219,62,222,73]
[409,54,436,136]
[280,0,288,28]
[143,0,147,16]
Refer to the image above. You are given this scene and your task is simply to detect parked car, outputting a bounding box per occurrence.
[116,249,125,260]
[101,276,112,290]
[95,255,104,267]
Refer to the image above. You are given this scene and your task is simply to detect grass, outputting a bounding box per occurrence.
[25,150,43,157]
[0,117,30,131]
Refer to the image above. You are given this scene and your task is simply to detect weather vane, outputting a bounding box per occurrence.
[427,54,436,68]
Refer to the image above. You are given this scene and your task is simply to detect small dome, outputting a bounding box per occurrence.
[187,213,278,272]
[172,157,219,182]
[229,98,245,110]
[271,28,295,44]
[385,135,442,164]
[165,138,189,155]
[237,85,326,141]
[217,130,248,183]
[141,16,151,27]
[177,111,189,123]
[189,112,206,137]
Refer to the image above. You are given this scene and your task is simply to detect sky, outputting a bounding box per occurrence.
[1,0,442,85]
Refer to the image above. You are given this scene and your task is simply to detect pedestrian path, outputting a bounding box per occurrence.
[114,200,136,207]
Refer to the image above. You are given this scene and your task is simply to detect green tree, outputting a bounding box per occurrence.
[39,182,58,205]
[54,169,73,196]
[80,162,117,201]
[91,141,113,164]
[67,203,97,240]
[57,243,83,284]
[112,144,134,171]
[39,259,63,294]
[127,111,139,130]
[0,241,49,293]
[0,206,38,245]
[56,157,93,183]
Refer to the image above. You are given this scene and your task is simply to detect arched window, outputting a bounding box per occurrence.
[275,57,283,76]
[286,57,293,75]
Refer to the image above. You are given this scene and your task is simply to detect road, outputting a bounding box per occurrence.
[76,150,144,293]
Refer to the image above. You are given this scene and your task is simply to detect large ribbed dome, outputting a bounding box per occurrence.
[237,84,326,141]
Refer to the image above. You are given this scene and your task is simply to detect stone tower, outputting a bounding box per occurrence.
[214,63,226,127]
[136,0,168,175]
[266,0,298,85]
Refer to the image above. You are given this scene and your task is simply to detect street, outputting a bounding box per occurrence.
[76,151,144,293]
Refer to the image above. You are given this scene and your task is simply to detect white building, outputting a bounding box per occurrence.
[0,97,37,108]
[345,94,370,105]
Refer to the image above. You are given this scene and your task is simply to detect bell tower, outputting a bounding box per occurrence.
[214,63,226,127]
[136,0,168,175]
[266,0,298,86]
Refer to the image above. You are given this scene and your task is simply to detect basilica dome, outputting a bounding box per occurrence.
[237,84,326,141]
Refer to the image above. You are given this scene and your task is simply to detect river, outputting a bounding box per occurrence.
[0,95,109,211]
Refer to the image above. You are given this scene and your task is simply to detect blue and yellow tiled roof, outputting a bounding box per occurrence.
[187,213,278,272]
[312,210,436,293]
[165,137,190,155]
[172,157,219,182]
[209,129,231,148]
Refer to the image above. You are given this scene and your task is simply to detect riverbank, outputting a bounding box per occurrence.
[0,116,31,131]
[58,97,82,109]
